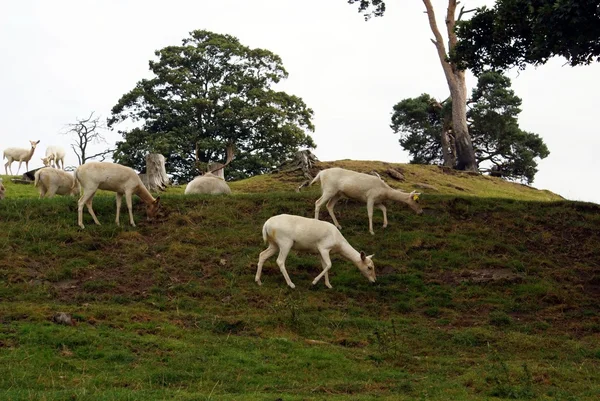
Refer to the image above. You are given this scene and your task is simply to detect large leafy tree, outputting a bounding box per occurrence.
[454,0,600,73]
[348,0,478,172]
[108,30,316,182]
[391,72,550,183]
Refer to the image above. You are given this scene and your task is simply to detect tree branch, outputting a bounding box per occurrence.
[423,0,455,85]
[85,149,115,163]
[457,6,476,22]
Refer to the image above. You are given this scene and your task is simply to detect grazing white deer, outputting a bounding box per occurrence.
[34,167,79,198]
[185,145,234,195]
[74,162,161,229]
[41,145,66,169]
[256,214,376,289]
[308,167,423,235]
[3,140,40,175]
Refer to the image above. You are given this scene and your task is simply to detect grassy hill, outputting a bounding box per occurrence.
[0,162,598,400]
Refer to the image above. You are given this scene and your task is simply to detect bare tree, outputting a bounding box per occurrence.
[63,112,114,165]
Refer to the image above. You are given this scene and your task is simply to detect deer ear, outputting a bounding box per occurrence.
[360,251,366,261]
[367,254,374,259]
[35,140,40,144]
[155,196,161,203]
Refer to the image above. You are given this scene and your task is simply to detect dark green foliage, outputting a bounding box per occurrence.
[454,0,600,73]
[109,30,316,182]
[347,0,386,20]
[390,94,448,165]
[390,72,549,183]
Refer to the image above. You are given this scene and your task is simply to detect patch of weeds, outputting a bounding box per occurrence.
[486,353,535,399]
[452,327,494,347]
[489,311,512,327]
[369,320,408,365]
[531,321,550,332]
[424,286,454,308]
[45,266,74,282]
[82,280,116,292]
[212,319,247,335]
[424,307,441,318]
[393,301,414,313]
[269,292,307,333]
[111,295,132,304]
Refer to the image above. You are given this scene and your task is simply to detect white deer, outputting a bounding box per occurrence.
[308,167,423,235]
[41,145,66,169]
[74,162,161,229]
[185,145,234,195]
[3,140,40,175]
[34,167,79,198]
[256,214,376,289]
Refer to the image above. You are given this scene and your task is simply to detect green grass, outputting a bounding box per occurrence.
[0,163,598,400]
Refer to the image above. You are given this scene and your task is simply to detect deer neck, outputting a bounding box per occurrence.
[338,240,361,264]
[135,183,156,204]
[387,188,410,203]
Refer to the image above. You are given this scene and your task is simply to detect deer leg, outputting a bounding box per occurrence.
[325,194,343,230]
[45,185,58,198]
[115,193,123,226]
[275,241,295,289]
[376,203,388,228]
[367,199,375,235]
[125,191,135,227]
[313,249,332,287]
[78,189,99,228]
[256,242,278,285]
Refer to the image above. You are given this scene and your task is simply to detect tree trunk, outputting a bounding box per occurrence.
[440,128,456,167]
[449,80,477,170]
[432,99,456,167]
[279,149,319,179]
[141,153,169,192]
[423,0,478,172]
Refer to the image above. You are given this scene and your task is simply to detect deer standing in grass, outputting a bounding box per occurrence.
[308,167,423,235]
[3,140,40,175]
[75,162,160,229]
[256,214,376,289]
[41,145,66,169]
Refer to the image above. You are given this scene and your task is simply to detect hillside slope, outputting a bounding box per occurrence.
[0,162,598,400]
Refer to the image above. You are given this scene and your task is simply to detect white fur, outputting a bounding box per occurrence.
[310,167,423,235]
[74,162,161,229]
[34,167,79,198]
[41,145,66,169]
[255,214,376,289]
[3,140,40,175]
[184,173,232,195]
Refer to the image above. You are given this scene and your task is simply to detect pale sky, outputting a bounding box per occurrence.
[1,0,599,204]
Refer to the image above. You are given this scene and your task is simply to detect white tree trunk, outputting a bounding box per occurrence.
[140,153,169,192]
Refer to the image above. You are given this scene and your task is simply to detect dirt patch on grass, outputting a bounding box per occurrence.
[444,268,525,284]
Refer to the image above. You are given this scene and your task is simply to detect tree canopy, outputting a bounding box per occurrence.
[454,0,600,74]
[108,30,316,182]
[391,72,550,183]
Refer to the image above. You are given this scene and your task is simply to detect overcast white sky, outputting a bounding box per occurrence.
[1,0,599,204]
